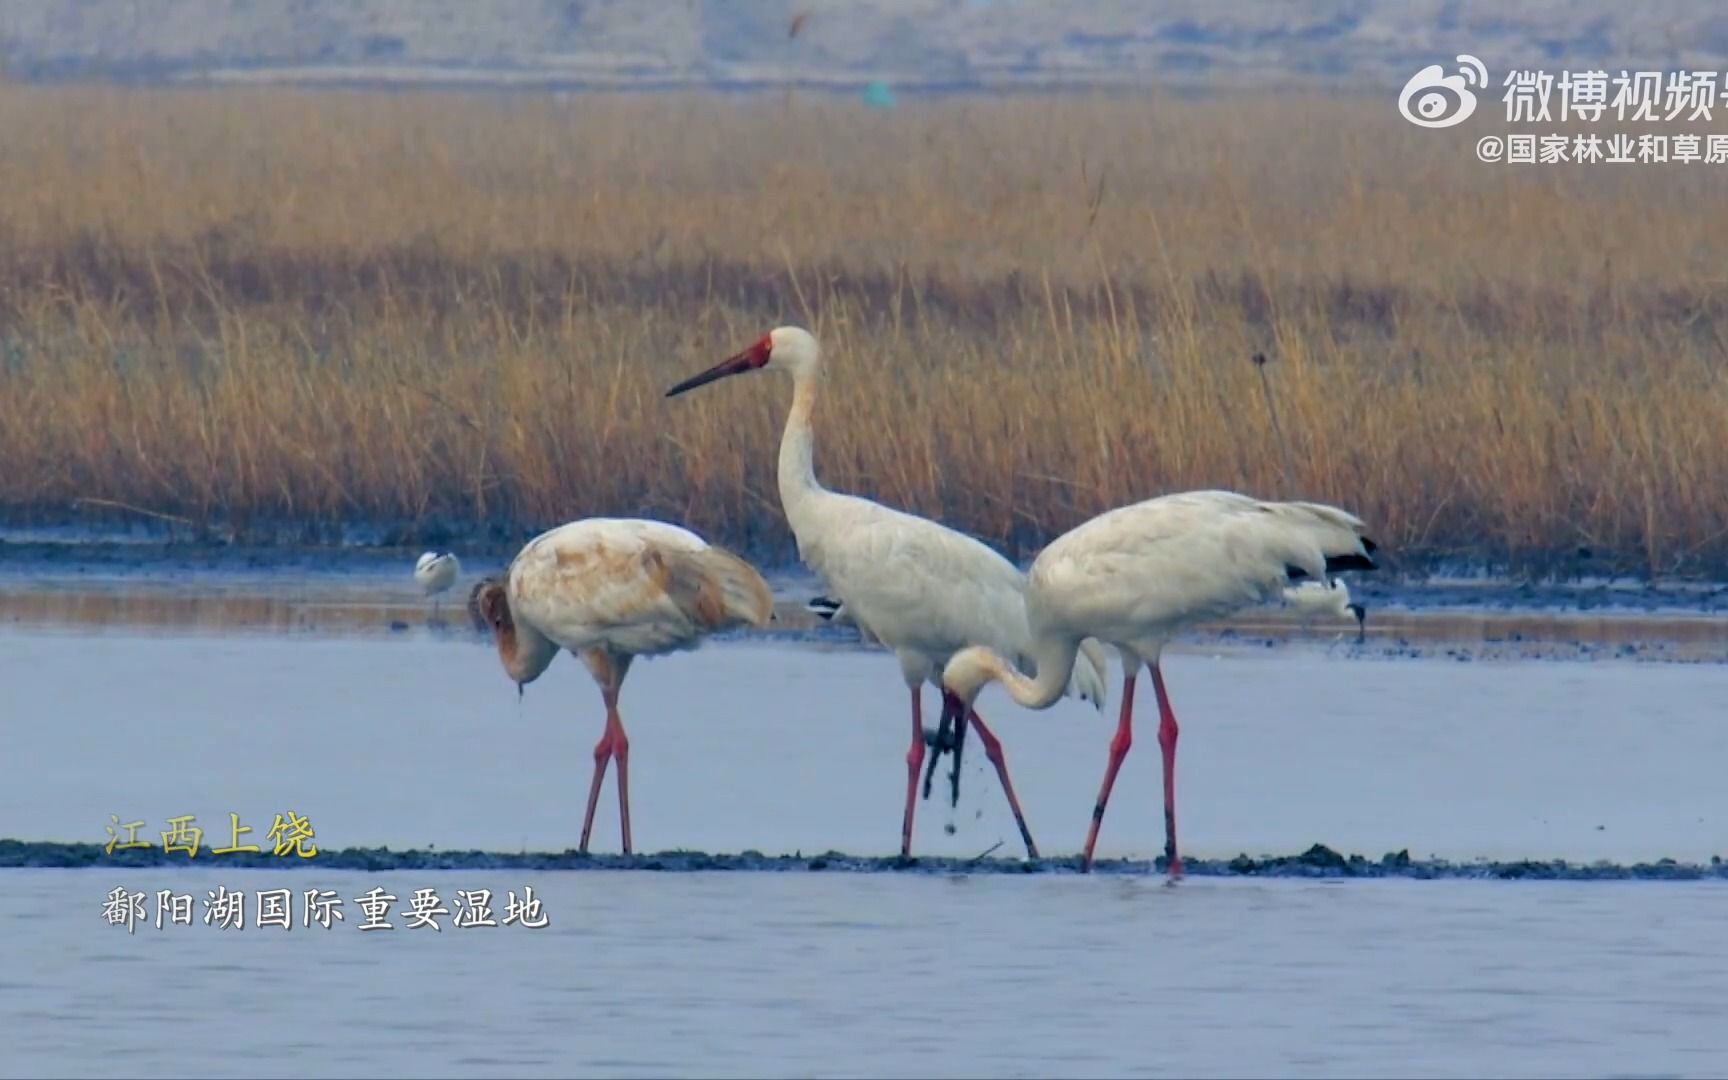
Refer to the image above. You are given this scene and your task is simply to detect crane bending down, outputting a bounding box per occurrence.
[939,490,1378,878]
[468,517,773,855]
[666,326,1109,859]
[1282,577,1367,644]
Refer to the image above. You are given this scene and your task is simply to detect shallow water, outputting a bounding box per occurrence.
[3,624,1726,863]
[8,559,1728,660]
[5,570,1728,1076]
[7,870,1727,1077]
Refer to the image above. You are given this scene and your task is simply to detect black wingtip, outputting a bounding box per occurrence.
[1325,552,1378,574]
[805,596,843,621]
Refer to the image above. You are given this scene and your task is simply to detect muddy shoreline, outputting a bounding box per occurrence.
[6,839,1723,880]
[7,536,1728,663]
[5,534,1728,617]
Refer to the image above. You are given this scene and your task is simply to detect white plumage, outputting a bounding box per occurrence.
[414,551,460,610]
[1282,577,1367,642]
[469,517,773,855]
[941,489,1379,877]
[667,325,1109,859]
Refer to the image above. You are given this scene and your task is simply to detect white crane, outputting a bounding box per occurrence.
[939,490,1378,878]
[414,551,461,612]
[1282,577,1367,644]
[666,326,1109,860]
[468,517,773,855]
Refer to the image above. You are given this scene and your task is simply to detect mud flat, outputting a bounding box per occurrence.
[7,839,1724,881]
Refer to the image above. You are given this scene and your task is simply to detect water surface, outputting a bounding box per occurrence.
[6,569,1728,1078]
[4,628,1726,864]
[7,870,1725,1078]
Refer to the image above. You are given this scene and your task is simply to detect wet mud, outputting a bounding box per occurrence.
[7,840,1723,880]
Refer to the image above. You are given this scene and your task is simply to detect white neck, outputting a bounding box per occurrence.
[777,367,825,514]
[967,633,1079,712]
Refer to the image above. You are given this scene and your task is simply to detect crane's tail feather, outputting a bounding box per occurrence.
[1066,637,1111,713]
[1324,551,1378,574]
[1273,501,1380,577]
[658,546,775,631]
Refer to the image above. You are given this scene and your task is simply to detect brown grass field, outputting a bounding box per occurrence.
[2,85,1727,576]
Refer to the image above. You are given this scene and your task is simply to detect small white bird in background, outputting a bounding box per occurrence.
[469,516,773,855]
[1282,577,1367,644]
[415,551,461,613]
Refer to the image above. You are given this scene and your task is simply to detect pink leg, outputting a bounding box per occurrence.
[966,708,1039,859]
[1081,671,1136,872]
[579,715,615,855]
[610,701,633,855]
[1150,661,1182,879]
[901,688,926,858]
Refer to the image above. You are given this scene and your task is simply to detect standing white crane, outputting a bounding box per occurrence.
[468,517,773,855]
[1282,577,1367,644]
[415,551,461,612]
[665,326,1109,860]
[939,490,1378,878]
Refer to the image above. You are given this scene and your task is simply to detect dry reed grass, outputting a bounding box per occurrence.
[3,85,1727,577]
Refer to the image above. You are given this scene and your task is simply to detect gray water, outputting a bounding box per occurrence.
[4,590,1728,1076]
[6,870,1727,1077]
[5,628,1726,864]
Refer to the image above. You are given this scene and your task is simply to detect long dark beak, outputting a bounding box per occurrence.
[939,690,966,741]
[665,349,760,398]
[922,690,967,802]
[946,691,971,809]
